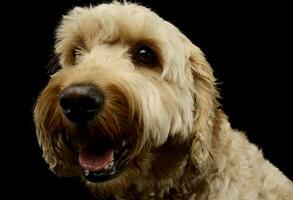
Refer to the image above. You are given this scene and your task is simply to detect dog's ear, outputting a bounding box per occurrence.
[182,37,220,172]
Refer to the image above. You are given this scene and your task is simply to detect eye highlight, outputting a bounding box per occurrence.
[133,45,158,66]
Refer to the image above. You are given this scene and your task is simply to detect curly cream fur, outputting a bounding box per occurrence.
[34,2,293,199]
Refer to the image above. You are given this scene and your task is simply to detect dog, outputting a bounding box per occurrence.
[34,2,293,199]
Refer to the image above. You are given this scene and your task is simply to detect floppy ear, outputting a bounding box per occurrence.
[182,37,220,172]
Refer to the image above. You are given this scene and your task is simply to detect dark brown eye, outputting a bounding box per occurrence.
[134,45,158,65]
[72,48,82,64]
[71,39,87,65]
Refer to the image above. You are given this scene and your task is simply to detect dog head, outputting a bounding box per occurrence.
[34,2,219,196]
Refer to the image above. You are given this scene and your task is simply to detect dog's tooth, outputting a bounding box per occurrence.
[84,169,90,176]
[105,162,114,170]
[112,166,117,171]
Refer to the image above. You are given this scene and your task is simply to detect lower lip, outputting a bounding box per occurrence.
[82,167,123,182]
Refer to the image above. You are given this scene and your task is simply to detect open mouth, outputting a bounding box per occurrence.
[78,138,132,182]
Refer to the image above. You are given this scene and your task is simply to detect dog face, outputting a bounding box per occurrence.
[34,2,218,196]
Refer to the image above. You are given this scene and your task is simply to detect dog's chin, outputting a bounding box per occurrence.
[78,138,133,183]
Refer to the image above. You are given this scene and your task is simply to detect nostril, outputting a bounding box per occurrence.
[59,84,105,123]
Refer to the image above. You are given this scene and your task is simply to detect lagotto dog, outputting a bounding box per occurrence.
[34,2,293,199]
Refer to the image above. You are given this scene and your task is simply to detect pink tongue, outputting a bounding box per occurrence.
[79,148,114,171]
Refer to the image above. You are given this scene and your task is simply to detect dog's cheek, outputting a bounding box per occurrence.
[44,147,80,177]
[158,84,195,140]
[34,79,81,177]
[125,79,170,146]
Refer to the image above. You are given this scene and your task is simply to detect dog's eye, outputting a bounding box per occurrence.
[71,40,87,65]
[134,46,158,65]
[72,47,84,64]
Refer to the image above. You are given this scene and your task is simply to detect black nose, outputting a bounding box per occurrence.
[59,84,105,123]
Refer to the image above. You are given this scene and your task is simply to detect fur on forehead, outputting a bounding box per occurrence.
[55,2,190,87]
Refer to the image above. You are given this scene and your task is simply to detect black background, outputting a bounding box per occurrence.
[4,0,292,199]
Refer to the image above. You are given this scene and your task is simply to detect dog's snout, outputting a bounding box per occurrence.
[59,84,105,123]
